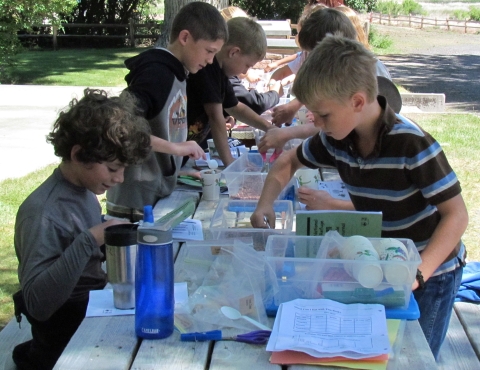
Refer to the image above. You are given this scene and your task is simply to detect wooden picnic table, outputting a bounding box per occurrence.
[44,189,439,370]
[257,20,292,38]
[266,38,299,55]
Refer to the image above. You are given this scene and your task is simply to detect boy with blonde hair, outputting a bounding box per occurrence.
[107,2,227,221]
[251,36,468,360]
[187,16,276,167]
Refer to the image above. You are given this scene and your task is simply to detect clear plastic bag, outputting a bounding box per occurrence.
[177,239,274,332]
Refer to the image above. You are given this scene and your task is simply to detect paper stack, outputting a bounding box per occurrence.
[267,299,393,368]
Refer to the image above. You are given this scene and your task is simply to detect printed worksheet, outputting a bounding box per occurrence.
[267,298,391,359]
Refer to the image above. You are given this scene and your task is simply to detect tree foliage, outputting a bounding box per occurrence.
[231,0,305,22]
[0,0,77,82]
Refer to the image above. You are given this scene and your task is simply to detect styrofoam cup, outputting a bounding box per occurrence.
[341,235,383,288]
[372,238,411,285]
[200,169,221,201]
[295,167,320,189]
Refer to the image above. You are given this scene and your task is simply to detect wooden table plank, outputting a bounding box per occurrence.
[210,341,280,370]
[438,308,480,369]
[455,302,480,359]
[131,331,210,370]
[53,316,137,370]
[0,319,32,370]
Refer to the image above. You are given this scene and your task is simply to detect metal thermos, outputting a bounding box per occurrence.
[104,224,138,309]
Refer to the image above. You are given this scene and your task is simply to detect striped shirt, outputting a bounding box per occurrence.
[297,96,464,275]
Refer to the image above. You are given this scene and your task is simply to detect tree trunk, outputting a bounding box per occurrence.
[156,0,229,47]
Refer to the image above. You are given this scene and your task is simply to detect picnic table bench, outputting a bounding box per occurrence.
[1,187,479,369]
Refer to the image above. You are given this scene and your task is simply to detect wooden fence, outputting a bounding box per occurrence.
[369,12,480,33]
[17,19,162,50]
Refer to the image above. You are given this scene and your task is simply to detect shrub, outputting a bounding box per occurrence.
[368,25,393,49]
[469,6,480,21]
[345,0,378,13]
[375,0,425,16]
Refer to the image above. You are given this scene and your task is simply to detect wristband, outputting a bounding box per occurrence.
[416,269,425,289]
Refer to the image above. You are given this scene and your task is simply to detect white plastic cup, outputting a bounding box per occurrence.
[340,235,383,288]
[200,169,221,201]
[297,106,310,125]
[295,167,320,189]
[372,238,410,285]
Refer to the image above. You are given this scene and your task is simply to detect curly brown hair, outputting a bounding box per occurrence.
[47,89,151,165]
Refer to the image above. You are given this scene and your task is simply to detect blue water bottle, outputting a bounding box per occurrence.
[135,205,174,339]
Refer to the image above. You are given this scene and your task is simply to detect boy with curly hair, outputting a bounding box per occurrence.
[12,89,151,370]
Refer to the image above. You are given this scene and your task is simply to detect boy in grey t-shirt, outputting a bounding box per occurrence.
[12,89,151,370]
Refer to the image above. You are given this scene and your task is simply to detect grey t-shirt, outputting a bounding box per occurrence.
[15,168,106,321]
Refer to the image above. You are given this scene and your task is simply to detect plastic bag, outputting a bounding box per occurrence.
[183,239,273,332]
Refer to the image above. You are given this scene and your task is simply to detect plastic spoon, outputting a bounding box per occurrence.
[220,306,271,330]
[207,160,218,170]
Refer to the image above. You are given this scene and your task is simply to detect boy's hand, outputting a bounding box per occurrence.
[272,103,296,126]
[89,219,129,246]
[250,206,275,229]
[225,116,235,130]
[298,188,334,210]
[264,62,277,73]
[173,141,206,160]
[258,127,288,152]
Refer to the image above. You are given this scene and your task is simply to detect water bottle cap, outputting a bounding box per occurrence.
[143,205,154,224]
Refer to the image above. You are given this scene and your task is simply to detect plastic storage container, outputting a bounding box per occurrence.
[207,199,294,251]
[221,152,297,200]
[264,235,421,312]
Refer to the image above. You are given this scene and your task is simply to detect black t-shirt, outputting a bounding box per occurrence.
[186,57,238,146]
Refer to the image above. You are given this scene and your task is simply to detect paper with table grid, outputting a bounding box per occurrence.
[266,298,391,359]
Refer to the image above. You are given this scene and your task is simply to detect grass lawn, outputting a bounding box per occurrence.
[9,48,149,86]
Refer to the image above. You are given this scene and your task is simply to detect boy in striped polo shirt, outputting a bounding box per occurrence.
[251,35,468,360]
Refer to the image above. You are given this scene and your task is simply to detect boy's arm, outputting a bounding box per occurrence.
[413,194,468,290]
[251,148,303,228]
[272,99,303,125]
[264,54,298,72]
[226,102,276,130]
[258,124,320,152]
[204,102,235,167]
[149,135,206,159]
[269,65,293,83]
[297,187,355,211]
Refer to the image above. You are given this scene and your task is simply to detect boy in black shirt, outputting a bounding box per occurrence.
[187,17,277,167]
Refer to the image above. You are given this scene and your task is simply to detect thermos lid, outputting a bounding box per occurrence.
[105,224,138,246]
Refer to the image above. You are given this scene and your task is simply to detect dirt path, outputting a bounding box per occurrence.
[375,25,480,114]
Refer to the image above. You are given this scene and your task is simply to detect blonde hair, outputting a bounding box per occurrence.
[298,3,327,28]
[220,6,249,20]
[336,6,370,49]
[292,35,378,106]
[226,17,267,60]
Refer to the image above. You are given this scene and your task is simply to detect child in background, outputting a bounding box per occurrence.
[12,89,151,370]
[265,3,327,112]
[220,6,283,116]
[251,36,468,360]
[106,2,227,221]
[335,5,392,79]
[187,16,277,167]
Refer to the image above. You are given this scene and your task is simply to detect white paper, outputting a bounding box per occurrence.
[172,219,204,241]
[86,282,189,317]
[266,298,391,359]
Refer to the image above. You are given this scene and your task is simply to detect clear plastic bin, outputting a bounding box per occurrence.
[208,199,294,251]
[264,235,421,311]
[221,152,297,200]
